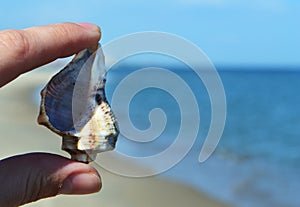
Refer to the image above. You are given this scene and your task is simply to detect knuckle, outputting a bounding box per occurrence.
[20,168,58,205]
[50,23,73,40]
[0,29,30,59]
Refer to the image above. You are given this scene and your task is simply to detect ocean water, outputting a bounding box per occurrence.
[105,66,300,207]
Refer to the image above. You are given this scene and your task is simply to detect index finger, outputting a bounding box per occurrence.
[0,22,101,87]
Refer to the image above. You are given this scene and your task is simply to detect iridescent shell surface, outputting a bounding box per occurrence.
[38,44,119,163]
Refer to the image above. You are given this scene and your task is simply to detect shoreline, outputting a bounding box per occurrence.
[1,70,231,207]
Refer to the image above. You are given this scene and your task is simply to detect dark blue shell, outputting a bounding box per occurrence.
[42,49,94,132]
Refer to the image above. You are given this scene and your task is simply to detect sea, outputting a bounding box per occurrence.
[104,63,300,207]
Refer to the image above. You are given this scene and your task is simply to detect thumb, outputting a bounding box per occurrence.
[0,153,101,207]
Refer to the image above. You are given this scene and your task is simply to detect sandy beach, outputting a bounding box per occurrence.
[0,68,231,207]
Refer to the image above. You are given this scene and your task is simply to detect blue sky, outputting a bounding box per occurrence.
[0,0,299,66]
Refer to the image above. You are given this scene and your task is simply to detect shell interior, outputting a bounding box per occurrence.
[38,44,119,163]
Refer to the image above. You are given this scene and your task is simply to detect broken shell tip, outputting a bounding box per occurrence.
[62,135,96,163]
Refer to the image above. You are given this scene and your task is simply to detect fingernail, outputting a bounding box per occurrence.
[60,173,101,195]
[76,22,100,33]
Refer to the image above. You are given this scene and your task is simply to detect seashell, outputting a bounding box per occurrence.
[37,44,119,163]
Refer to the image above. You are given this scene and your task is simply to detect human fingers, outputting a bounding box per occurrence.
[0,153,101,207]
[0,22,101,87]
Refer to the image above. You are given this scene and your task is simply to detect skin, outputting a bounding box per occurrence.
[0,22,102,206]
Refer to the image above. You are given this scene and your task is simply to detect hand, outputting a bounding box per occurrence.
[0,23,102,206]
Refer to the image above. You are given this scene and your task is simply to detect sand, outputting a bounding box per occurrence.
[0,69,231,207]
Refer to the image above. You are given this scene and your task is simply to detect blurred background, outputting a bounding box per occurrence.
[1,1,299,207]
